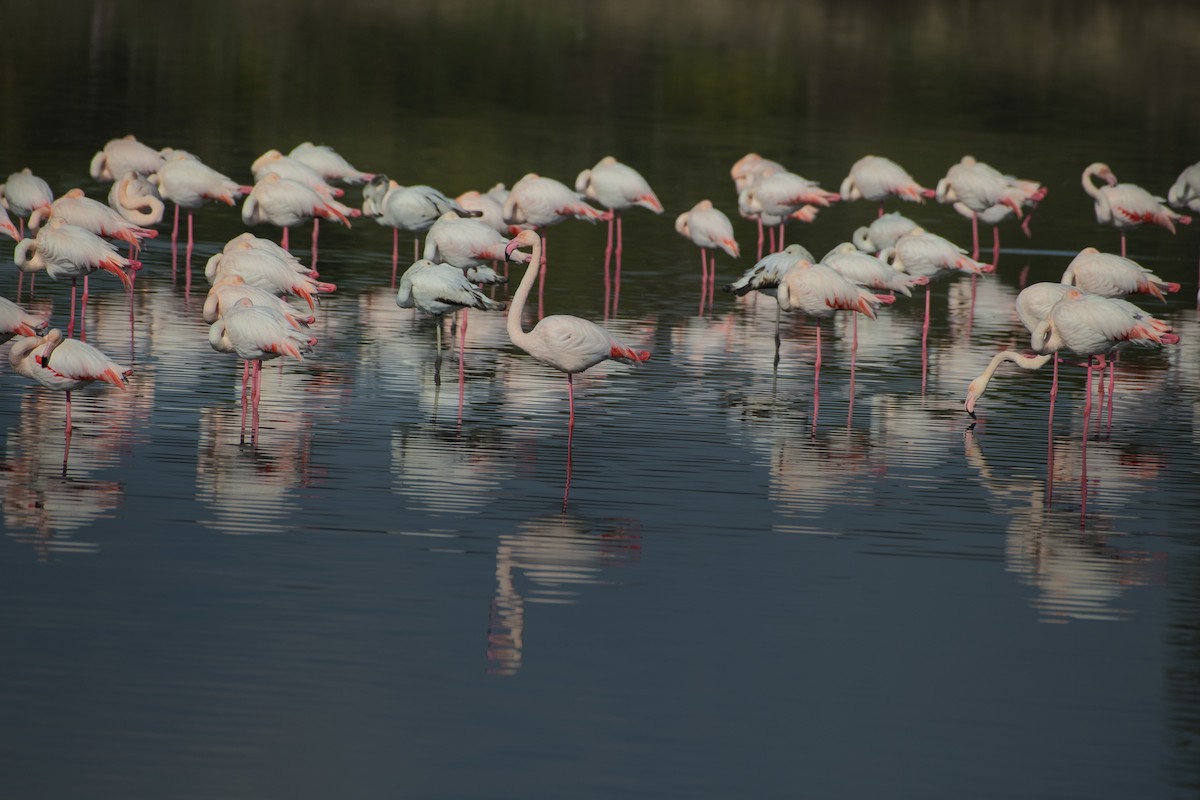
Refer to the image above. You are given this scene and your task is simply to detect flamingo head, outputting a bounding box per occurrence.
[504,229,539,260]
[34,328,65,368]
[964,379,984,418]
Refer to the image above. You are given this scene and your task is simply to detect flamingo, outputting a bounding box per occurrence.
[1030,288,1180,434]
[1060,246,1180,301]
[1168,160,1200,299]
[423,213,529,273]
[504,229,649,500]
[242,173,353,256]
[152,152,250,271]
[0,204,18,240]
[108,172,165,228]
[737,188,817,261]
[575,156,664,317]
[880,227,993,388]
[8,328,131,471]
[14,217,136,338]
[1081,162,1190,257]
[724,243,814,365]
[821,242,929,297]
[203,275,315,329]
[206,233,335,310]
[935,156,1024,260]
[29,188,157,255]
[0,294,49,343]
[396,259,506,385]
[455,186,509,235]
[251,149,360,265]
[287,142,375,185]
[208,298,316,443]
[675,199,740,314]
[1,168,54,291]
[774,258,893,429]
[89,135,165,181]
[839,155,935,216]
[738,170,839,252]
[503,173,607,317]
[852,212,919,254]
[362,176,480,285]
[731,153,787,193]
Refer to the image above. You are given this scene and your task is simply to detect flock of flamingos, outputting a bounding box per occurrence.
[0,135,1198,481]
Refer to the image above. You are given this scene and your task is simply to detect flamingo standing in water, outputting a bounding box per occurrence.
[1,168,54,296]
[8,328,131,472]
[243,173,353,258]
[14,217,137,338]
[839,155,935,216]
[287,142,375,185]
[455,186,509,235]
[1168,160,1200,299]
[738,170,839,253]
[935,156,1025,261]
[731,154,788,257]
[676,199,740,314]
[0,295,49,343]
[251,149,359,267]
[362,176,480,285]
[208,298,316,443]
[504,229,649,504]
[852,212,919,254]
[775,258,892,430]
[503,173,607,318]
[724,244,814,365]
[575,156,664,316]
[152,152,250,274]
[206,232,336,311]
[1081,162,1190,257]
[30,188,157,255]
[397,259,506,385]
[1060,246,1180,301]
[89,135,165,181]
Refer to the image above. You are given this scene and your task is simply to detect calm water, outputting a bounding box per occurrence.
[2,2,1200,798]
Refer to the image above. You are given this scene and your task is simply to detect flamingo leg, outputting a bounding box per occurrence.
[603,209,614,318]
[391,228,399,287]
[708,251,717,310]
[778,222,786,249]
[252,360,262,442]
[311,218,320,270]
[171,203,180,252]
[971,213,980,261]
[773,304,781,372]
[698,248,708,316]
[756,217,764,261]
[812,323,821,434]
[413,235,419,264]
[992,225,1001,268]
[68,278,77,339]
[1106,353,1117,431]
[185,212,194,293]
[563,373,575,511]
[567,372,575,431]
[459,308,468,396]
[1083,355,1095,437]
[62,390,73,476]
[240,359,249,445]
[848,313,858,428]
[613,213,623,315]
[281,226,289,251]
[80,275,89,341]
[1120,231,1127,258]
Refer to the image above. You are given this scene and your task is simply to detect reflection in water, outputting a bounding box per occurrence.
[964,429,1164,623]
[487,514,642,676]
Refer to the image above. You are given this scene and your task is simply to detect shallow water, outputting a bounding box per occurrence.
[2,2,1200,798]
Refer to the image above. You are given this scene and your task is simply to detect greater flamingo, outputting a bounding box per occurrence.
[0,295,49,343]
[203,275,315,329]
[362,176,480,285]
[1168,160,1200,299]
[504,228,649,502]
[242,173,353,259]
[737,170,839,252]
[574,156,663,316]
[725,243,814,365]
[397,259,506,381]
[1082,162,1190,257]
[206,233,335,310]
[208,298,316,443]
[1,166,53,304]
[287,142,375,185]
[935,156,1024,260]
[14,217,137,338]
[852,212,919,254]
[455,186,509,235]
[251,149,360,265]
[1060,246,1180,301]
[839,155,935,216]
[503,173,607,317]
[89,135,165,181]
[675,199,740,313]
[731,153,786,193]
[8,328,131,472]
[152,152,250,272]
[30,188,157,254]
[107,172,165,228]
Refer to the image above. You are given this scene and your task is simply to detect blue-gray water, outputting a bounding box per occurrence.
[2,2,1199,798]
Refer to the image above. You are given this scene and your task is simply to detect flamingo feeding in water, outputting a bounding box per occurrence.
[675,199,740,313]
[1081,162,1190,257]
[575,156,664,316]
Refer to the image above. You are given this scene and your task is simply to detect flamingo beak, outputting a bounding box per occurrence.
[504,239,523,260]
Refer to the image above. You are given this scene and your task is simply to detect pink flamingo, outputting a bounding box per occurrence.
[89,135,165,181]
[206,233,335,311]
[503,173,607,317]
[30,188,157,255]
[208,299,315,444]
[242,173,353,256]
[362,176,480,285]
[775,258,893,430]
[675,199,740,314]
[287,142,375,185]
[0,205,18,240]
[14,217,137,338]
[1168,160,1200,299]
[731,153,786,193]
[455,186,509,235]
[935,156,1024,260]
[107,172,165,228]
[737,189,816,261]
[575,156,663,316]
[0,294,49,343]
[1060,247,1180,301]
[203,275,315,330]
[1,168,53,296]
[880,228,993,390]
[839,155,935,216]
[8,328,131,472]
[152,153,250,274]
[738,170,839,252]
[504,229,649,504]
[725,244,814,366]
[852,212,918,254]
[1031,289,1180,435]
[1082,162,1190,257]
[251,149,360,266]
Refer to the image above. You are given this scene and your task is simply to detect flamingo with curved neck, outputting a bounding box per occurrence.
[1082,162,1191,256]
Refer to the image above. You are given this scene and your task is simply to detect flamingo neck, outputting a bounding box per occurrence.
[506,235,543,348]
